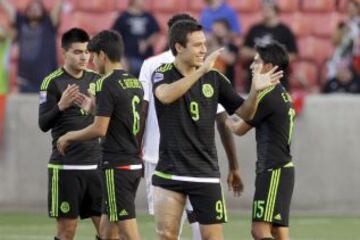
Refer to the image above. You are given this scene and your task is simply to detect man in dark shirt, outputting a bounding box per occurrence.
[151,20,283,240]
[112,0,160,77]
[38,28,102,240]
[227,42,295,240]
[57,30,144,240]
[0,0,63,92]
[241,2,297,92]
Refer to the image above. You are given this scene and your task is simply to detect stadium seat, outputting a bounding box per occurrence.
[238,13,262,37]
[152,0,187,13]
[71,0,115,12]
[153,34,168,54]
[9,0,31,11]
[297,36,334,65]
[153,13,173,33]
[280,12,312,37]
[60,11,118,36]
[302,0,336,12]
[115,0,129,11]
[290,60,319,90]
[310,12,344,37]
[227,0,261,12]
[338,0,350,12]
[188,0,207,12]
[276,0,300,12]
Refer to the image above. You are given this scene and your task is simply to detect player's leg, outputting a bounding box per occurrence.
[188,183,226,240]
[251,222,273,240]
[153,186,186,240]
[270,165,295,240]
[80,170,103,238]
[101,168,142,240]
[271,226,289,240]
[183,198,201,240]
[144,161,157,215]
[48,168,80,240]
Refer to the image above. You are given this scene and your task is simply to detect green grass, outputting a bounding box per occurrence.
[0,212,359,239]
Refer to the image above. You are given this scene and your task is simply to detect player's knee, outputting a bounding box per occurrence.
[156,226,178,240]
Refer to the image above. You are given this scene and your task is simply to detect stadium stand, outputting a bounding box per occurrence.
[1,0,356,92]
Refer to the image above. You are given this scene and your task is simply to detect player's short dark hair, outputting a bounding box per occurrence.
[61,28,89,50]
[87,30,124,62]
[255,41,289,71]
[167,13,197,29]
[169,20,203,56]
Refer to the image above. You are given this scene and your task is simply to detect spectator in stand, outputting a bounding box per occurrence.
[0,24,12,94]
[0,0,63,93]
[199,0,241,36]
[241,0,297,92]
[323,63,360,94]
[112,0,160,77]
[208,18,239,87]
[328,0,360,79]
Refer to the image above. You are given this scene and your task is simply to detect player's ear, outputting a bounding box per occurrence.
[175,42,184,54]
[99,50,106,61]
[263,63,273,73]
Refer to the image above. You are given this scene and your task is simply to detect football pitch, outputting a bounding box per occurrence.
[0,212,359,239]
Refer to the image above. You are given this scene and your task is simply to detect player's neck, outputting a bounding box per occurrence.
[63,65,83,79]
[174,59,196,76]
[104,62,123,75]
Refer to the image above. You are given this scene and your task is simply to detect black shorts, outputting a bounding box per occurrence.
[101,168,142,222]
[252,163,295,227]
[48,168,102,219]
[153,175,227,225]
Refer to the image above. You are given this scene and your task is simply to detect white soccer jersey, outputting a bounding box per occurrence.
[139,50,225,164]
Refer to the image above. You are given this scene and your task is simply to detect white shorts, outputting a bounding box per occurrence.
[144,161,195,215]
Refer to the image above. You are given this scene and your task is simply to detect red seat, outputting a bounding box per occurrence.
[72,0,115,12]
[290,60,319,90]
[115,0,129,11]
[60,11,117,36]
[227,0,261,12]
[280,12,312,37]
[154,13,174,33]
[153,34,168,54]
[310,12,343,37]
[8,0,31,11]
[188,1,206,12]
[276,0,300,12]
[298,36,334,65]
[238,13,262,37]
[152,0,187,12]
[338,0,350,12]
[302,0,336,12]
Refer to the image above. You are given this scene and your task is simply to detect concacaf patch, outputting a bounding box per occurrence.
[152,72,164,83]
[39,91,47,104]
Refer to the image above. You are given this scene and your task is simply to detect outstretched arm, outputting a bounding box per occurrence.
[50,0,64,27]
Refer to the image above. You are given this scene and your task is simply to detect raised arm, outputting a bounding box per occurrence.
[154,48,223,104]
[50,0,64,27]
[0,0,16,24]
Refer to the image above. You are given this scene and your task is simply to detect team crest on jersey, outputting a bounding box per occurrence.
[202,84,214,98]
[39,91,47,104]
[88,83,96,96]
[153,72,164,83]
[60,201,70,213]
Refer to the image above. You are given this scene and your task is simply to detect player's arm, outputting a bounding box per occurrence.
[38,84,79,132]
[0,0,15,24]
[216,110,244,197]
[154,48,223,104]
[57,116,109,155]
[137,60,151,145]
[50,0,64,27]
[225,118,252,136]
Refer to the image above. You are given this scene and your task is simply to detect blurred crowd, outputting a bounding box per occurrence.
[0,0,359,95]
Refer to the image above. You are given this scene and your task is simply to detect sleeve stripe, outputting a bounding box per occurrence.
[40,69,64,91]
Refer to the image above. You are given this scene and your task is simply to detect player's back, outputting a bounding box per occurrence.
[253,84,295,172]
[96,69,144,168]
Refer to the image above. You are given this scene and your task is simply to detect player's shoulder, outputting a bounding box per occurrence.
[84,68,101,78]
[257,85,279,103]
[208,69,231,83]
[40,68,65,91]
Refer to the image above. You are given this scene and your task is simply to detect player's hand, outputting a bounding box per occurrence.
[252,65,283,92]
[199,48,224,74]
[74,91,95,114]
[225,117,239,133]
[58,84,79,111]
[57,133,71,156]
[227,169,244,197]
